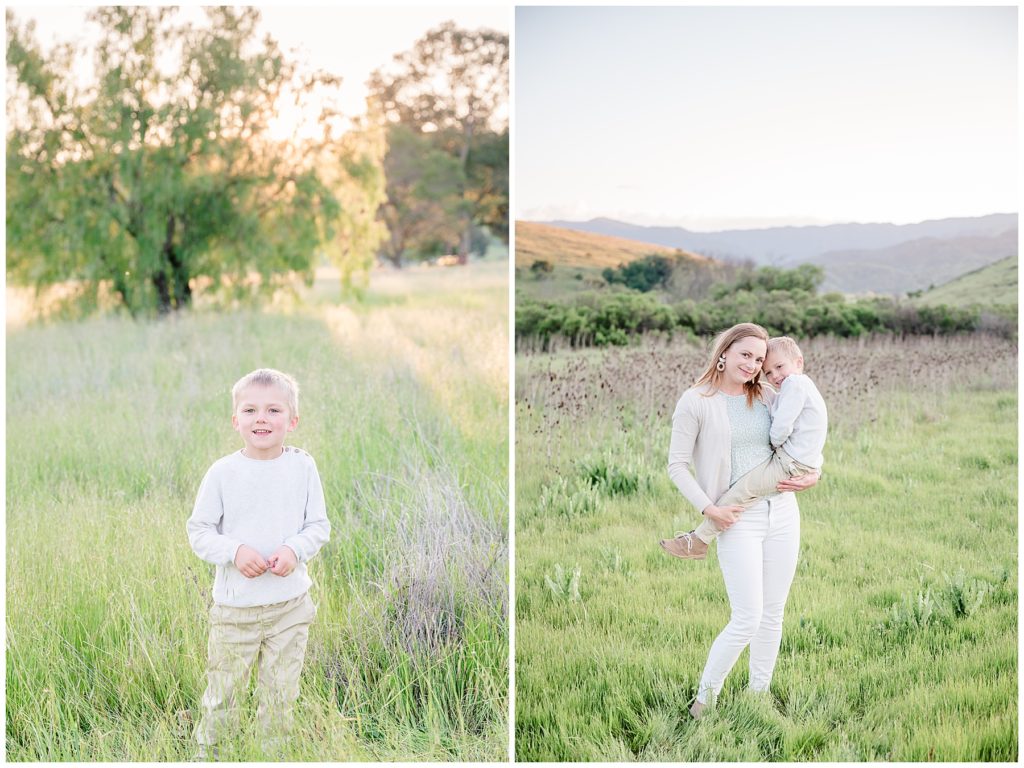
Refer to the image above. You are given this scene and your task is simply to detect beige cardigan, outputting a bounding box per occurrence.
[667,384,778,514]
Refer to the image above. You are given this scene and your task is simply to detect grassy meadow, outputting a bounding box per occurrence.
[913,254,1018,314]
[6,261,508,761]
[515,334,1017,761]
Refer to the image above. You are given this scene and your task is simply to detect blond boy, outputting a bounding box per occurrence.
[666,337,827,560]
[186,369,330,758]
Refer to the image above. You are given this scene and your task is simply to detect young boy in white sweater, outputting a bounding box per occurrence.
[662,336,827,560]
[187,368,331,758]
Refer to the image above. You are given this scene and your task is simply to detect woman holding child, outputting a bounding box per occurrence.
[661,322,821,719]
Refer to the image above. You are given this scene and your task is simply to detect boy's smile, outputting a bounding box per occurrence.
[763,353,804,387]
[232,384,298,459]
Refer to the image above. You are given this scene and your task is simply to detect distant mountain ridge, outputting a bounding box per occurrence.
[810,229,1018,295]
[537,213,1018,294]
[541,214,1016,265]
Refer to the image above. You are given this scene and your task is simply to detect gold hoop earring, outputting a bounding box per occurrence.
[716,356,726,372]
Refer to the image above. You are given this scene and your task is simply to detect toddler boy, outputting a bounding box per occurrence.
[187,368,330,758]
[664,336,827,560]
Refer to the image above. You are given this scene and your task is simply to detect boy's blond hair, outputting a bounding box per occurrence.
[767,336,803,362]
[231,368,300,417]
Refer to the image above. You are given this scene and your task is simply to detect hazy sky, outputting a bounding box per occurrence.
[516,6,1017,230]
[8,5,510,136]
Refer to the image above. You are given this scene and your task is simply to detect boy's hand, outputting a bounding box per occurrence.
[267,545,298,577]
[234,545,269,578]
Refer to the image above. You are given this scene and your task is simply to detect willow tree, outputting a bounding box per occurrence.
[369,22,509,263]
[6,7,377,315]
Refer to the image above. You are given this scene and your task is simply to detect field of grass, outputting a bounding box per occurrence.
[515,263,611,302]
[913,254,1018,311]
[515,334,1017,761]
[6,261,509,761]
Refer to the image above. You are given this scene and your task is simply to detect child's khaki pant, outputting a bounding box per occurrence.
[195,592,316,751]
[694,448,816,544]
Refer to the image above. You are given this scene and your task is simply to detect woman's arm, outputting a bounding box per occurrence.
[667,392,715,514]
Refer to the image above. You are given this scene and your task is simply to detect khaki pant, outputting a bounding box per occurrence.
[694,448,816,544]
[195,592,316,750]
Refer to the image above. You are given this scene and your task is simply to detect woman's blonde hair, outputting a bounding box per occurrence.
[694,322,769,407]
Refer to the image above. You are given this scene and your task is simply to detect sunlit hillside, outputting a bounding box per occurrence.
[515,221,704,270]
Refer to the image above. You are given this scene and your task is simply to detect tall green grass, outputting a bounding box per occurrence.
[6,264,508,761]
[515,339,1017,761]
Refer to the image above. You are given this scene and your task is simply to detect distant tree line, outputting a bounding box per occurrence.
[516,259,1009,351]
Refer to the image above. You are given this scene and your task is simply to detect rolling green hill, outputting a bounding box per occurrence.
[515,221,713,301]
[913,254,1017,310]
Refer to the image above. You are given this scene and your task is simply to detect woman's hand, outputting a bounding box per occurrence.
[703,504,744,530]
[777,470,820,493]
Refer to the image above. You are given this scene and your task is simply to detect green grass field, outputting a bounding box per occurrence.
[6,261,509,761]
[913,254,1018,312]
[515,337,1017,761]
[515,264,611,302]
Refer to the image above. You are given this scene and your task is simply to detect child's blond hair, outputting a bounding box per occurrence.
[767,336,803,362]
[231,368,300,417]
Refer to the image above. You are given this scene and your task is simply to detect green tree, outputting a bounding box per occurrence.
[602,254,674,292]
[368,21,509,262]
[6,7,372,315]
[314,109,389,293]
[377,124,464,267]
[465,128,509,245]
[530,260,554,278]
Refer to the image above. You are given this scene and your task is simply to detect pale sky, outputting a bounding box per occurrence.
[7,4,510,137]
[516,6,1017,230]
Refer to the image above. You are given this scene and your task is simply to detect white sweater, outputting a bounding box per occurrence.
[186,447,331,607]
[668,384,780,514]
[770,374,827,469]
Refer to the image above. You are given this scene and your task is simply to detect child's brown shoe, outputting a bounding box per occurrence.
[659,531,708,560]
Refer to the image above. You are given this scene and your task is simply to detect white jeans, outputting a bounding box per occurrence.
[696,493,800,704]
